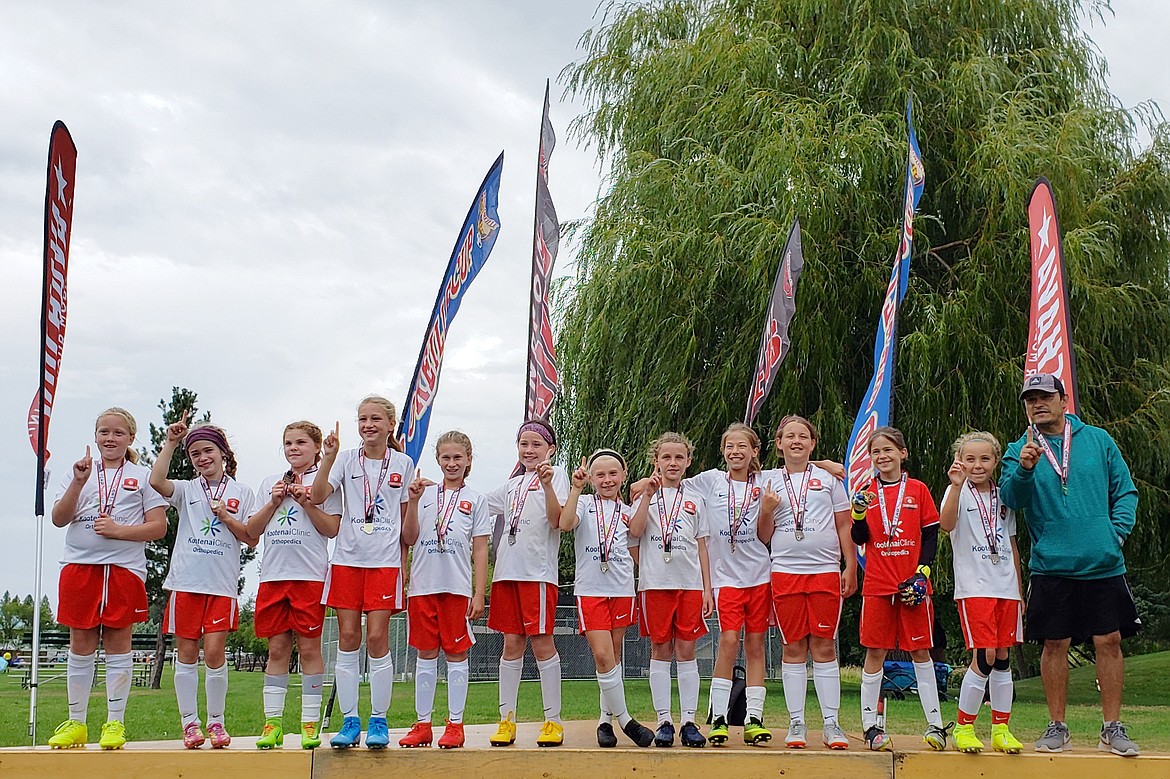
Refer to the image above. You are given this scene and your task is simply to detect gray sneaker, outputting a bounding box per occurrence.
[1099,721,1140,757]
[1035,721,1071,753]
[822,720,849,750]
[784,720,807,749]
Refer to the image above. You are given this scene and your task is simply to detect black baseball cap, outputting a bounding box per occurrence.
[1020,373,1066,398]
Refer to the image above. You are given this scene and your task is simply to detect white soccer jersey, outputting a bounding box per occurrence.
[55,461,167,581]
[572,497,634,598]
[328,447,415,569]
[163,477,256,598]
[254,468,342,583]
[945,484,1021,601]
[409,484,492,597]
[633,484,707,591]
[690,469,771,589]
[765,465,850,575]
[485,466,569,585]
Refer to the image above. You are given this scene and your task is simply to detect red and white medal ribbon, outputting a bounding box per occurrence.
[656,485,685,560]
[726,473,756,552]
[876,474,907,537]
[96,460,125,517]
[966,481,1001,563]
[359,449,392,533]
[781,467,812,540]
[435,485,462,551]
[508,472,539,543]
[201,474,230,513]
[1033,421,1071,494]
[595,495,622,573]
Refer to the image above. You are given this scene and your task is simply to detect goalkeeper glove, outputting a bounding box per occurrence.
[850,490,876,521]
[897,564,931,606]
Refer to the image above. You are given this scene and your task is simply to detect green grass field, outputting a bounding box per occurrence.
[3,652,1168,750]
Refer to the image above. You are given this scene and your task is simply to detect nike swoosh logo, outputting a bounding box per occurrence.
[135,608,149,614]
[309,624,321,631]
[381,594,394,600]
[911,635,925,641]
[212,617,227,625]
[616,614,629,620]
[188,500,201,505]
[818,623,831,629]
[350,475,363,480]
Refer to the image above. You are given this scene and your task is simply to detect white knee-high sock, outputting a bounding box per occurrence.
[598,689,611,725]
[649,659,673,724]
[913,660,943,727]
[709,676,732,721]
[447,659,469,724]
[537,654,562,723]
[860,670,882,729]
[812,660,841,725]
[414,657,438,723]
[335,649,360,718]
[989,668,1014,721]
[678,660,700,724]
[957,668,987,722]
[263,674,289,719]
[67,650,96,723]
[498,657,523,720]
[745,686,766,721]
[781,663,807,723]
[598,665,631,727]
[205,662,229,726]
[174,660,200,726]
[368,652,394,718]
[301,673,323,723]
[105,652,133,723]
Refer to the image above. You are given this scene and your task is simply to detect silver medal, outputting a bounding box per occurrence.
[508,531,517,546]
[663,551,671,563]
[210,499,225,512]
[794,529,805,541]
[600,561,609,573]
[990,553,1001,565]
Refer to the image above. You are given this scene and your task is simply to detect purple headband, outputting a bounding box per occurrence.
[184,426,229,454]
[517,420,556,447]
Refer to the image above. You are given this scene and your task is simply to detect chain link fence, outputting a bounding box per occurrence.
[321,605,792,684]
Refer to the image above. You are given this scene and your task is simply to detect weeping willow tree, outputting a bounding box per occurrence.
[555,0,1170,593]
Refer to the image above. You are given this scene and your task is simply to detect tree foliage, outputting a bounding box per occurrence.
[557,0,1170,590]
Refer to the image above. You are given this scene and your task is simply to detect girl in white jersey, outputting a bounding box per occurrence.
[757,415,856,751]
[484,419,568,748]
[311,396,416,750]
[564,449,655,749]
[150,418,257,750]
[690,422,779,746]
[940,431,1024,755]
[399,431,491,750]
[48,408,168,750]
[247,421,342,750]
[628,432,714,749]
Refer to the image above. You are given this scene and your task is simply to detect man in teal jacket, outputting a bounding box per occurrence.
[1000,373,1141,757]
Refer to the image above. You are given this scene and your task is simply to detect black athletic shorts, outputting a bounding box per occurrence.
[1024,573,1141,645]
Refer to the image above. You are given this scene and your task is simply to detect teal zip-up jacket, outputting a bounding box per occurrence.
[999,414,1138,580]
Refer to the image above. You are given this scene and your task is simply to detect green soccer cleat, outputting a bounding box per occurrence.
[708,716,730,746]
[256,718,284,749]
[300,721,322,749]
[743,717,772,745]
[952,723,984,753]
[991,723,1023,754]
[98,720,127,750]
[48,719,87,749]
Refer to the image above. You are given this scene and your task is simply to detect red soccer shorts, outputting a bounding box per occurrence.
[771,571,842,643]
[576,595,636,634]
[487,580,558,636]
[323,565,403,613]
[408,592,475,654]
[254,580,326,638]
[714,582,772,634]
[957,597,1022,650]
[164,591,239,640]
[860,594,934,651]
[57,564,149,630]
[638,589,708,644]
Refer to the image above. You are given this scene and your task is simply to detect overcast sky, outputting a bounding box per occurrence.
[1,1,1165,608]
